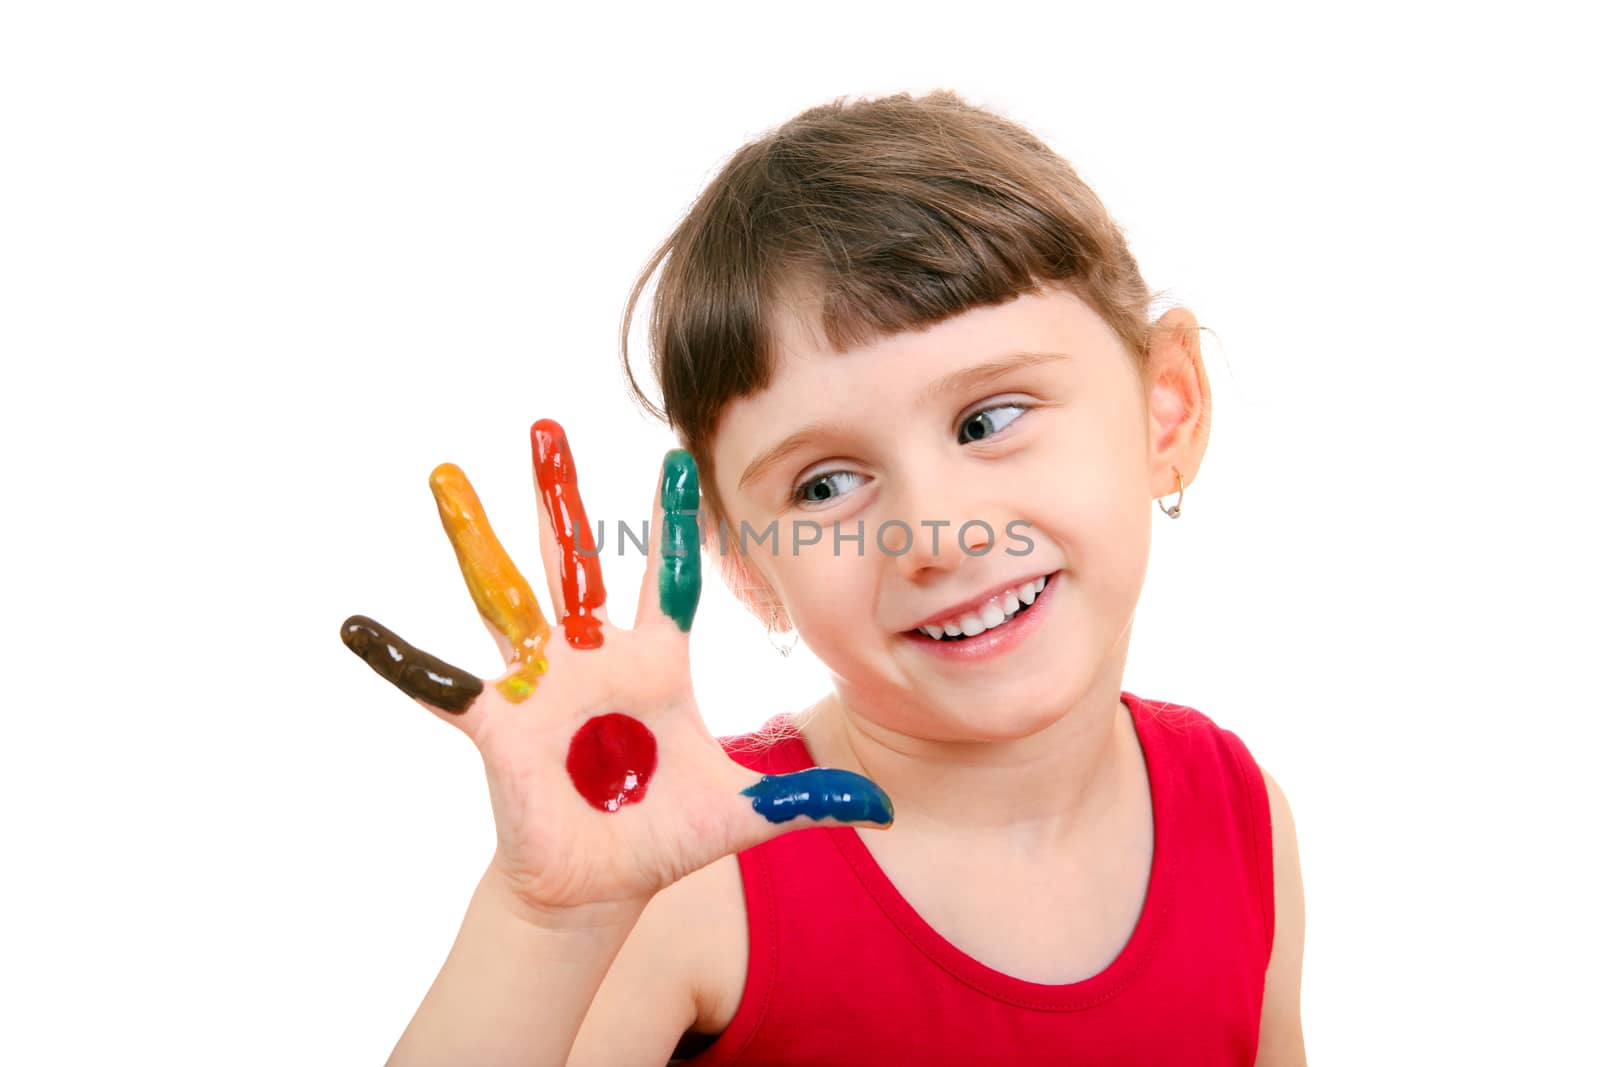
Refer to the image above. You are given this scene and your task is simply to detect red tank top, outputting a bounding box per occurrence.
[680,690,1274,1066]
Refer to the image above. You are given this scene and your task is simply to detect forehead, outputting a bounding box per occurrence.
[773,283,1118,386]
[737,286,1124,425]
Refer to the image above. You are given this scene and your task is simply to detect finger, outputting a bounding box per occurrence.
[428,463,551,701]
[530,418,607,649]
[339,614,485,727]
[429,463,551,664]
[737,768,895,829]
[635,448,702,633]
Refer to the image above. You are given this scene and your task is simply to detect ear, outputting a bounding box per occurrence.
[1145,306,1213,499]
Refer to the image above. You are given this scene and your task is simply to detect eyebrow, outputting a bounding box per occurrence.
[917,350,1074,404]
[736,350,1074,492]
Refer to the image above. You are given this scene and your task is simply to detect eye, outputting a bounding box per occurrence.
[958,403,1028,444]
[792,470,865,508]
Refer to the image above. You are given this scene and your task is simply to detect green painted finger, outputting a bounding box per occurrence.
[658,449,701,632]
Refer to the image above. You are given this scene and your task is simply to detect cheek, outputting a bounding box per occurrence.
[1016,474,1149,590]
[777,547,878,639]
[1031,424,1149,538]
[1068,499,1152,606]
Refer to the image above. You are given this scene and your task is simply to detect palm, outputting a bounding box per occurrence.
[341,419,892,917]
[470,623,752,910]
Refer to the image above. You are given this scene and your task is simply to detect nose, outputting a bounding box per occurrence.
[881,472,998,582]
[887,519,958,580]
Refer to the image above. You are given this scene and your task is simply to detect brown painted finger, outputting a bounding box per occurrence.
[530,418,607,649]
[340,614,483,714]
[429,462,551,701]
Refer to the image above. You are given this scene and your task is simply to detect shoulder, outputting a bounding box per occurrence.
[677,851,750,1034]
[1255,766,1307,1066]
[1129,695,1268,810]
[717,713,807,773]
[1131,695,1305,1063]
[1256,766,1303,955]
[1258,768,1299,872]
[652,850,752,1040]
[572,851,750,1066]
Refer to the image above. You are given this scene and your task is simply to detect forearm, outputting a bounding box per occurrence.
[387,861,647,1067]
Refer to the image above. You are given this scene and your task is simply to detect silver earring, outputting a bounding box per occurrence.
[764,607,796,659]
[1158,467,1184,519]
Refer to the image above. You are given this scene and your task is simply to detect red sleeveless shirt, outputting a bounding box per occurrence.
[680,691,1274,1066]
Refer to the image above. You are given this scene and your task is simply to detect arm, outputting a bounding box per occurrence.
[1255,768,1307,1067]
[348,435,893,1066]
[567,855,737,1066]
[386,862,649,1067]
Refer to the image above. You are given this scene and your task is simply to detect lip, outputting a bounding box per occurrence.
[901,569,1057,633]
[900,568,1062,663]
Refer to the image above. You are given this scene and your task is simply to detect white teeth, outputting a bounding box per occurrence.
[915,573,1053,641]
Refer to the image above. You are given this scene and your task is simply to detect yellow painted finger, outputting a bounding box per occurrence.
[429,462,551,701]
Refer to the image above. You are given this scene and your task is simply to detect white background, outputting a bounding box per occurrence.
[3,2,1595,1062]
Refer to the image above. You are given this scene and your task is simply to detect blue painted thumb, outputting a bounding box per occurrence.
[739,768,894,827]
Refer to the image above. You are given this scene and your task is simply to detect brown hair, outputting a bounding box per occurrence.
[619,89,1171,617]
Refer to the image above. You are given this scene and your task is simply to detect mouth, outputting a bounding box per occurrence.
[900,569,1059,644]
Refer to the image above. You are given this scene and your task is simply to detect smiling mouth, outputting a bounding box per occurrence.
[903,572,1054,642]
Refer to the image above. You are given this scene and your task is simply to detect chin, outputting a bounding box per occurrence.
[923,685,1075,743]
[823,638,1077,737]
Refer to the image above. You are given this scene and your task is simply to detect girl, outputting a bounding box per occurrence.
[342,90,1306,1066]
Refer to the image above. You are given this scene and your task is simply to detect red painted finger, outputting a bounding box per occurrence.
[531,418,607,649]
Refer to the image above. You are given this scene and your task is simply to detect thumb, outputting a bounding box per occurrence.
[723,765,895,852]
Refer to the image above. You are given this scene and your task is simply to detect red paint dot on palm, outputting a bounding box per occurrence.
[567,713,658,813]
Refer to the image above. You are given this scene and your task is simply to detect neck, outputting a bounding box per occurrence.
[802,676,1137,855]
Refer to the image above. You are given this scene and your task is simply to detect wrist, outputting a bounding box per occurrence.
[479,859,651,935]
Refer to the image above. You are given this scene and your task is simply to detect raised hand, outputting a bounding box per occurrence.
[340,419,893,924]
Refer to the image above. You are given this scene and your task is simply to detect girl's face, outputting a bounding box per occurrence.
[710,284,1185,742]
